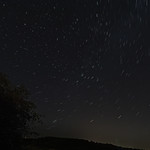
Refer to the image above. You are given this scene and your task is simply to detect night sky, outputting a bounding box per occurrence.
[0,0,150,149]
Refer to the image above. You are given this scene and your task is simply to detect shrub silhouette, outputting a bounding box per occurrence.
[0,73,39,150]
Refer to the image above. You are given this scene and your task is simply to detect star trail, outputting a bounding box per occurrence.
[0,0,150,149]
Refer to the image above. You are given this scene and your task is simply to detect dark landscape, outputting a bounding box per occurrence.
[23,137,141,150]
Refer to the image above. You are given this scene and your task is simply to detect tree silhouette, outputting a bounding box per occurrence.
[0,73,39,150]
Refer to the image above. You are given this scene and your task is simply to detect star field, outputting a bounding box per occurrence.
[0,0,150,149]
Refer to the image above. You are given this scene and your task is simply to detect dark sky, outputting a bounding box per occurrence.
[0,0,150,149]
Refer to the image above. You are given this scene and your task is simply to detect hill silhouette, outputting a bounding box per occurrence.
[23,136,142,150]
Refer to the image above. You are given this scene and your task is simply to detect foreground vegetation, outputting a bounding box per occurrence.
[0,73,39,150]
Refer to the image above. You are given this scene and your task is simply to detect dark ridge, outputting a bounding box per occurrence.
[23,136,142,150]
